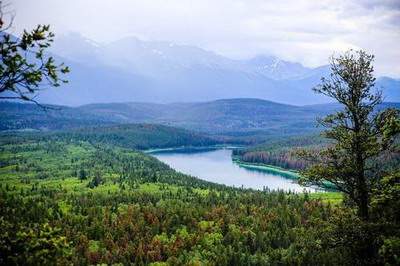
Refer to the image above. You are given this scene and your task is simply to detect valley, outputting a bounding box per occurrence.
[0,130,341,265]
[1,1,399,264]
[1,97,398,265]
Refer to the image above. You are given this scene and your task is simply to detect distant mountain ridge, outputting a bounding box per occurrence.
[2,99,399,143]
[32,33,398,106]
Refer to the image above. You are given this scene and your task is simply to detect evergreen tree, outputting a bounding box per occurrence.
[299,50,400,221]
[79,168,87,180]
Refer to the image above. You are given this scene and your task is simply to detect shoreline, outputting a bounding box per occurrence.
[232,158,300,180]
[147,146,303,181]
[234,158,337,190]
[143,144,244,154]
[147,145,337,192]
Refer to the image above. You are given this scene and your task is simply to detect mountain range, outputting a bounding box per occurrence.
[33,33,398,106]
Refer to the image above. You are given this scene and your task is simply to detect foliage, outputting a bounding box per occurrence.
[55,123,220,150]
[0,3,69,104]
[0,123,219,150]
[288,173,399,266]
[0,219,71,265]
[0,137,342,265]
[370,172,400,224]
[233,134,328,170]
[299,50,400,221]
[0,127,398,264]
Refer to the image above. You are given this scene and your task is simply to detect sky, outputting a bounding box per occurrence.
[10,0,400,77]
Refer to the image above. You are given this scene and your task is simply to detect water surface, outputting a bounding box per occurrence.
[152,148,315,192]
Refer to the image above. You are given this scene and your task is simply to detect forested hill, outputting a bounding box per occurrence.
[0,136,344,265]
[0,99,325,138]
[234,133,400,172]
[0,102,115,131]
[55,124,219,149]
[233,135,329,170]
[0,123,219,150]
[2,100,399,142]
[79,98,320,134]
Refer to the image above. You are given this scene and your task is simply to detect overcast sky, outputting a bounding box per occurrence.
[11,0,400,77]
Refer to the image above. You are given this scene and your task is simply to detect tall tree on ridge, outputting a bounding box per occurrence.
[300,50,399,221]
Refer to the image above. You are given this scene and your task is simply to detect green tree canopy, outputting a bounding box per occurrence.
[299,50,400,221]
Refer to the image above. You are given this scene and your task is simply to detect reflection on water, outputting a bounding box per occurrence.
[152,148,316,192]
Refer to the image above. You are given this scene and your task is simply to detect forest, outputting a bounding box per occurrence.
[1,54,400,265]
[0,132,398,265]
[233,135,328,170]
[0,123,219,150]
[1,3,399,265]
[234,135,400,172]
[0,137,329,265]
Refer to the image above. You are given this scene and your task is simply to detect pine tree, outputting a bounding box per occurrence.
[79,168,87,181]
[300,50,400,221]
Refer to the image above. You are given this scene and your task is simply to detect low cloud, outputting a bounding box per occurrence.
[12,0,400,77]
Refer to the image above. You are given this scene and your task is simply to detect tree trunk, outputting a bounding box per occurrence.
[353,112,369,221]
[356,149,369,221]
[358,181,369,221]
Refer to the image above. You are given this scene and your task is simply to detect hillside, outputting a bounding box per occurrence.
[0,99,321,142]
[0,137,340,265]
[233,135,329,170]
[0,102,115,131]
[54,124,219,149]
[0,123,219,150]
[79,98,321,134]
[2,99,399,143]
[234,131,400,172]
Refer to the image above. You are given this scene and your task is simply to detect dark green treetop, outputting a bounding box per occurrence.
[299,50,400,221]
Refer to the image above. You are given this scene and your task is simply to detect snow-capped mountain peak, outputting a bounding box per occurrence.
[40,33,398,106]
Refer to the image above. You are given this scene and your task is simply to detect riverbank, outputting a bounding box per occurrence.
[235,159,341,202]
[144,145,245,154]
[233,157,338,191]
[147,145,301,179]
[232,157,300,180]
[149,146,338,193]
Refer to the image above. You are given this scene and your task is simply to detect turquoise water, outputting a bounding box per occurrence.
[152,148,315,192]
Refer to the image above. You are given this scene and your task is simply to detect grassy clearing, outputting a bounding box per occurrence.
[308,192,343,204]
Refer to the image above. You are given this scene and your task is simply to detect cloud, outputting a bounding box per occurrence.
[12,0,400,77]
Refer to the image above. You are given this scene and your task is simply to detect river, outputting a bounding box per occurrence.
[151,148,316,192]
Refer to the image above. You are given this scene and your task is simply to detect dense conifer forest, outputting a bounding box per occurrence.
[0,2,399,264]
[233,135,328,170]
[0,123,219,150]
[0,133,398,265]
[234,135,400,172]
[0,137,331,265]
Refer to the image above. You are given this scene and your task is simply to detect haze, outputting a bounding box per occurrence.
[13,0,400,78]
